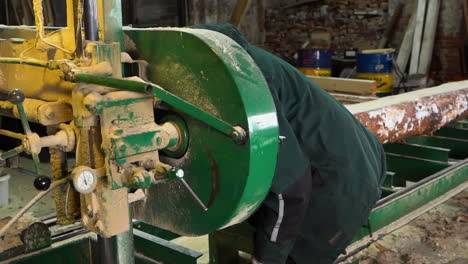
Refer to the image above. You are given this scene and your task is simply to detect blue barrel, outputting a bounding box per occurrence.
[297,49,332,76]
[356,52,394,97]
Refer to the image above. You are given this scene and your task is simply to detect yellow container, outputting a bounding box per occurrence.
[297,49,332,77]
[356,73,393,94]
[356,50,394,97]
[298,68,332,77]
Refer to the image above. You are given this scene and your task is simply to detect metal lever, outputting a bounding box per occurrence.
[174,169,208,211]
[8,89,51,190]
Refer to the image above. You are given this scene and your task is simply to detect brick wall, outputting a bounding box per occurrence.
[261,0,466,82]
[433,0,465,82]
[263,0,389,65]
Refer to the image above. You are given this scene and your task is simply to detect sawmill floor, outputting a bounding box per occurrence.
[0,158,467,264]
[0,157,56,219]
[172,189,468,264]
[356,189,468,264]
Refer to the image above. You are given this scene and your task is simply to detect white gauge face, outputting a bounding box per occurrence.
[73,168,97,194]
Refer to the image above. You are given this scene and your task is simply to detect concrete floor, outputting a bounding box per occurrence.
[356,189,468,264]
[0,157,56,219]
[172,189,468,264]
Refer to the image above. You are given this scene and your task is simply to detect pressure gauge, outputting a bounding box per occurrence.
[72,166,98,194]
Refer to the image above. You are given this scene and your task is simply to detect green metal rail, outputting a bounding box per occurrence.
[7,230,201,264]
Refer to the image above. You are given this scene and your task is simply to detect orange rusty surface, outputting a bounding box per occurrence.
[352,87,468,143]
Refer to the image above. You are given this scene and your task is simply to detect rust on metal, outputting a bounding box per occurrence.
[347,81,468,143]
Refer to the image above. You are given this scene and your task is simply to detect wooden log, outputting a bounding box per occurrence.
[308,76,377,96]
[409,0,428,74]
[347,81,468,143]
[418,0,440,76]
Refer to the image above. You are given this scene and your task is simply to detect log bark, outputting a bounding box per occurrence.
[348,81,468,143]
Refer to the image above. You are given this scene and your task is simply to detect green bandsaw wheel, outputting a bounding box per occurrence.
[125,27,279,236]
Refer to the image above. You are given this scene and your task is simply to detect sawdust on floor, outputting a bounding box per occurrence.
[357,189,468,264]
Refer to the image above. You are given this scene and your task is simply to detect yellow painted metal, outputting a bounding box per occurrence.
[0,0,78,102]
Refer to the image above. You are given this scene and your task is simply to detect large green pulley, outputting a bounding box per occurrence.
[125,28,279,236]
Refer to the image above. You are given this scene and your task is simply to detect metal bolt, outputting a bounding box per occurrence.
[156,137,162,145]
[231,126,247,145]
[232,131,240,138]
[46,110,56,120]
[112,119,120,126]
[279,136,286,144]
[118,143,127,152]
[175,169,184,178]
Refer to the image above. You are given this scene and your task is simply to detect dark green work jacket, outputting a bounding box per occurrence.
[195,24,387,262]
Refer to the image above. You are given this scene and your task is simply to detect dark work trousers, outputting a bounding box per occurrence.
[248,167,317,264]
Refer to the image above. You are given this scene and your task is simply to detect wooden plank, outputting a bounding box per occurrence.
[395,8,417,77]
[409,0,428,74]
[330,93,377,105]
[308,76,377,95]
[418,0,440,76]
[378,3,404,49]
[230,0,253,27]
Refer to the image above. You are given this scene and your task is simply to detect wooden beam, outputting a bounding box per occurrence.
[330,93,377,105]
[308,76,377,96]
[395,8,417,77]
[418,0,440,76]
[230,0,253,27]
[409,0,428,74]
[378,3,404,49]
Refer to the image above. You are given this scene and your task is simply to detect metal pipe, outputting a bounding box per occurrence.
[83,0,98,41]
[0,57,50,68]
[97,208,135,264]
[40,131,68,148]
[179,177,209,211]
[0,129,25,140]
[0,146,24,160]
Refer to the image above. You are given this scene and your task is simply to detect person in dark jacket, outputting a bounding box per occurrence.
[194,24,387,264]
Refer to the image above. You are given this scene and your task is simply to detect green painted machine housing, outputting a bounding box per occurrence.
[124,28,279,236]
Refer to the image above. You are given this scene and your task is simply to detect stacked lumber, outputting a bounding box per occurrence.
[308,76,377,96]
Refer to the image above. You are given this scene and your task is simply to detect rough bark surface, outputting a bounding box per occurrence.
[348,81,468,143]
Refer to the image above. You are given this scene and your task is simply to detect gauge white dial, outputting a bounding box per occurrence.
[72,167,97,194]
